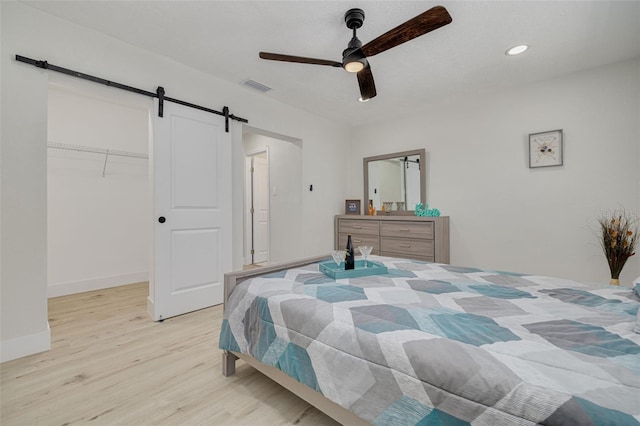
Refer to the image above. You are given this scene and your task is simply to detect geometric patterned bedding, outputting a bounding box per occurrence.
[219,256,640,425]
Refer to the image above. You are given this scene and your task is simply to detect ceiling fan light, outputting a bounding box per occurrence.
[345,60,365,73]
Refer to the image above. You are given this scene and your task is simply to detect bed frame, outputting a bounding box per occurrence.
[221,255,371,426]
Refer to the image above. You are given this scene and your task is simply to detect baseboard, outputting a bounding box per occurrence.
[47,271,149,298]
[1,323,51,363]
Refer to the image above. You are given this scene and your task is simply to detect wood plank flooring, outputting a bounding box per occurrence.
[1,283,339,425]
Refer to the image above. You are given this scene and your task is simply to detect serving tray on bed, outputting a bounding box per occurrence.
[319,260,387,279]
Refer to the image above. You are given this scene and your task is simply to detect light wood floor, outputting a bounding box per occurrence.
[1,283,339,426]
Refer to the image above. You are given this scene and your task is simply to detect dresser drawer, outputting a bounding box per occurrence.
[380,221,434,239]
[380,252,435,262]
[337,233,379,254]
[339,219,379,236]
[380,237,434,258]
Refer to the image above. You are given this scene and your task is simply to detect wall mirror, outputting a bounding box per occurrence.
[363,148,426,214]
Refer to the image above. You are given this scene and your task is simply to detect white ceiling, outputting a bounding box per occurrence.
[22,1,640,127]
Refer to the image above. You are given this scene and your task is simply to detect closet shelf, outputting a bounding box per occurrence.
[47,142,148,177]
[47,142,148,159]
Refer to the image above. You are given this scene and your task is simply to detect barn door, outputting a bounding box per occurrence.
[151,100,231,321]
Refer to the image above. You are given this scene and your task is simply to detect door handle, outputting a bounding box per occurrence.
[158,216,166,224]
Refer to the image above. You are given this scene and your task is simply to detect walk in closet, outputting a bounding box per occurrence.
[47,84,150,297]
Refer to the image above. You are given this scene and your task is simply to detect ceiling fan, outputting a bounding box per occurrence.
[259,5,452,102]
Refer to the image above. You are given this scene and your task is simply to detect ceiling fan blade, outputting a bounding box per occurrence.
[357,64,377,101]
[259,52,342,68]
[361,6,452,57]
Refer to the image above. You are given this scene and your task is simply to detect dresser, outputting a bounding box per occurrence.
[335,215,450,263]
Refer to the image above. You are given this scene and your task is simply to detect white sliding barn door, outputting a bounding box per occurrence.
[151,100,231,321]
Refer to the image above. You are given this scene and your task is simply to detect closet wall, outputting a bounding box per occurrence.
[47,85,150,297]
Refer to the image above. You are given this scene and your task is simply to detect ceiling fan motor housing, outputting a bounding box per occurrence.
[344,8,365,29]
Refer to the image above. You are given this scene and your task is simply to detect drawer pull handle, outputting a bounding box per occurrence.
[353,226,363,229]
[398,229,411,232]
[400,244,411,248]
[354,240,363,243]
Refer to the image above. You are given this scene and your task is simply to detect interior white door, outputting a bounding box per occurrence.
[151,100,231,321]
[252,153,269,264]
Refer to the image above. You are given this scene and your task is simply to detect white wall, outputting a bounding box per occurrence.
[1,4,50,363]
[47,86,150,297]
[244,132,303,264]
[348,59,640,286]
[1,2,350,362]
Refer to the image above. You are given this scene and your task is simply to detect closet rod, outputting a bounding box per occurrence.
[48,142,148,159]
[16,55,248,132]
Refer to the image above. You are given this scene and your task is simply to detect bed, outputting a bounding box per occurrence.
[219,255,640,425]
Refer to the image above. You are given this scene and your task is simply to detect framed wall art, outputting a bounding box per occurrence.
[345,199,361,215]
[529,129,563,168]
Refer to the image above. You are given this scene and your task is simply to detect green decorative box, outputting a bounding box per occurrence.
[319,259,388,279]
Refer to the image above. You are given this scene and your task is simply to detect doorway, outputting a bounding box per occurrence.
[47,81,151,298]
[242,127,302,265]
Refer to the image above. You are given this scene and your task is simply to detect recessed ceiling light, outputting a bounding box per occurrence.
[506,45,529,56]
[358,97,370,103]
[505,45,529,56]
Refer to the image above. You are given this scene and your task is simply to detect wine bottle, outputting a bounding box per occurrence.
[345,234,355,270]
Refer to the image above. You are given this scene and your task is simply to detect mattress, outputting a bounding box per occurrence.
[219,256,640,425]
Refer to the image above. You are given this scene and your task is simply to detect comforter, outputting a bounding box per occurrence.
[219,257,640,425]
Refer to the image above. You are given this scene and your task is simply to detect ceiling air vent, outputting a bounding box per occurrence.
[242,79,271,93]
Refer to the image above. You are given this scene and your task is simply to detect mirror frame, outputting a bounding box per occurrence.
[363,148,426,215]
